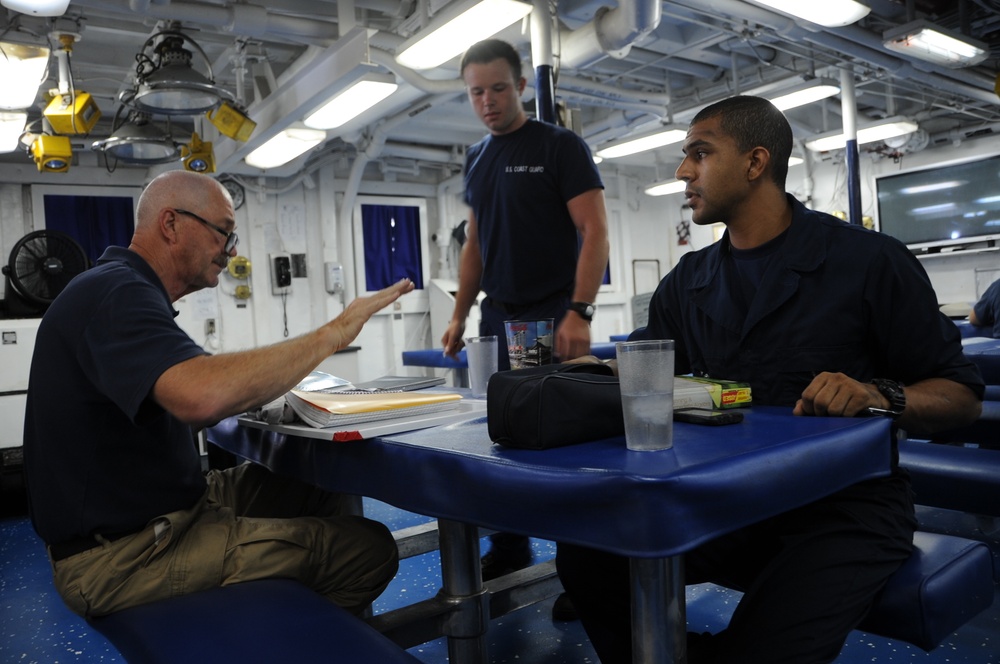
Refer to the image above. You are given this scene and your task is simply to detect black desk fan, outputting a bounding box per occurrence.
[1,230,88,318]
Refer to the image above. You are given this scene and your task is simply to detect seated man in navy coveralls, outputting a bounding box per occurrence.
[24,171,413,618]
[556,96,984,663]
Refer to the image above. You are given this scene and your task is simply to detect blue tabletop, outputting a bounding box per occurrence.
[953,319,994,339]
[962,336,1000,384]
[208,407,892,559]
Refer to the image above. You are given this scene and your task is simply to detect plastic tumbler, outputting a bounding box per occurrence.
[465,335,499,398]
[504,319,554,369]
[616,339,676,451]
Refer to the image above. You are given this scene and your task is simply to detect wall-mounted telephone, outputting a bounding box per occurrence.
[270,253,292,295]
[325,262,345,294]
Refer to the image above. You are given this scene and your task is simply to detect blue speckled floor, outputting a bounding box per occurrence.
[2,471,998,663]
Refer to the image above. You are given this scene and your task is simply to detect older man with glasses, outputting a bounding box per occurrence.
[23,170,414,619]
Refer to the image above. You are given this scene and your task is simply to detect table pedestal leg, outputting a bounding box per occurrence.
[631,556,685,663]
[439,519,489,664]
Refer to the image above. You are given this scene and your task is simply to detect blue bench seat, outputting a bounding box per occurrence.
[89,579,420,664]
[899,438,1000,516]
[857,530,994,651]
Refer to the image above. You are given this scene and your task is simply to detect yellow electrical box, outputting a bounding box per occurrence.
[31,135,72,173]
[207,101,257,142]
[43,92,101,135]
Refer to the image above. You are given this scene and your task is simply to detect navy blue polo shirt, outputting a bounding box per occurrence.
[24,247,208,544]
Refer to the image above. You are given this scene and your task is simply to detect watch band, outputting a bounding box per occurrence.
[869,378,906,418]
[568,301,595,322]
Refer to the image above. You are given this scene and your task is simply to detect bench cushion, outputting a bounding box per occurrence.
[926,399,1000,449]
[858,531,994,651]
[89,579,421,664]
[899,439,1000,516]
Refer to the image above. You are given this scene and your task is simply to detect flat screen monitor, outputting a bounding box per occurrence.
[875,153,1000,252]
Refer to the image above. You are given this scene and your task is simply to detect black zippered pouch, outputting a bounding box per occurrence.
[486,363,624,449]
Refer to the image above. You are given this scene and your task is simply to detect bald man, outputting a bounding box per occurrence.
[24,171,413,618]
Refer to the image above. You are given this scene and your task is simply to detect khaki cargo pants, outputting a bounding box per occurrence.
[50,463,399,618]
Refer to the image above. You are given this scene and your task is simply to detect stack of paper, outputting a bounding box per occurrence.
[285,389,463,428]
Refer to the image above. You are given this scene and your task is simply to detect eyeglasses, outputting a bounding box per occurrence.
[174,208,239,254]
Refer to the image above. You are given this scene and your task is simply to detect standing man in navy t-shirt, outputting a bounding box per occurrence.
[440,39,609,608]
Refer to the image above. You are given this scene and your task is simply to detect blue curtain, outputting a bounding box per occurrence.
[361,204,423,290]
[43,195,135,264]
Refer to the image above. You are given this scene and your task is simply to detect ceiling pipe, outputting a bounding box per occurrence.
[559,74,670,108]
[559,0,661,68]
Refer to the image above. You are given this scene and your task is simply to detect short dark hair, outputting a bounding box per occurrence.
[691,96,793,189]
[460,39,522,81]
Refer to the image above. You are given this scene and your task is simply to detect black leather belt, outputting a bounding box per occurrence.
[49,532,133,561]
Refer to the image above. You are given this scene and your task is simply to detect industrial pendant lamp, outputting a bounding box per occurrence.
[130,28,230,115]
[92,110,180,164]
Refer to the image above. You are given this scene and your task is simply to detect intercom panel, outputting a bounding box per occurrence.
[270,253,292,295]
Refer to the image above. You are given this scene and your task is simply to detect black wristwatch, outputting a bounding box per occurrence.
[868,378,906,419]
[568,301,595,322]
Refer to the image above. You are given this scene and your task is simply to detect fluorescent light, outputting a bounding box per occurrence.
[303,77,398,130]
[750,0,870,27]
[787,156,804,167]
[0,111,26,152]
[595,128,686,159]
[883,20,988,68]
[395,0,533,70]
[644,180,687,197]
[768,81,840,111]
[245,127,326,169]
[805,116,918,152]
[0,42,50,109]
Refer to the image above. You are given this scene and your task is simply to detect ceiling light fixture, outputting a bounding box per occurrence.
[644,179,687,197]
[181,132,215,173]
[130,28,231,115]
[0,0,71,16]
[31,134,72,172]
[750,0,870,28]
[43,33,102,135]
[0,111,27,152]
[207,101,257,142]
[805,116,918,152]
[244,127,326,170]
[595,127,687,160]
[768,80,840,111]
[395,0,533,70]
[883,19,988,68]
[303,74,398,130]
[92,111,181,164]
[0,41,50,110]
